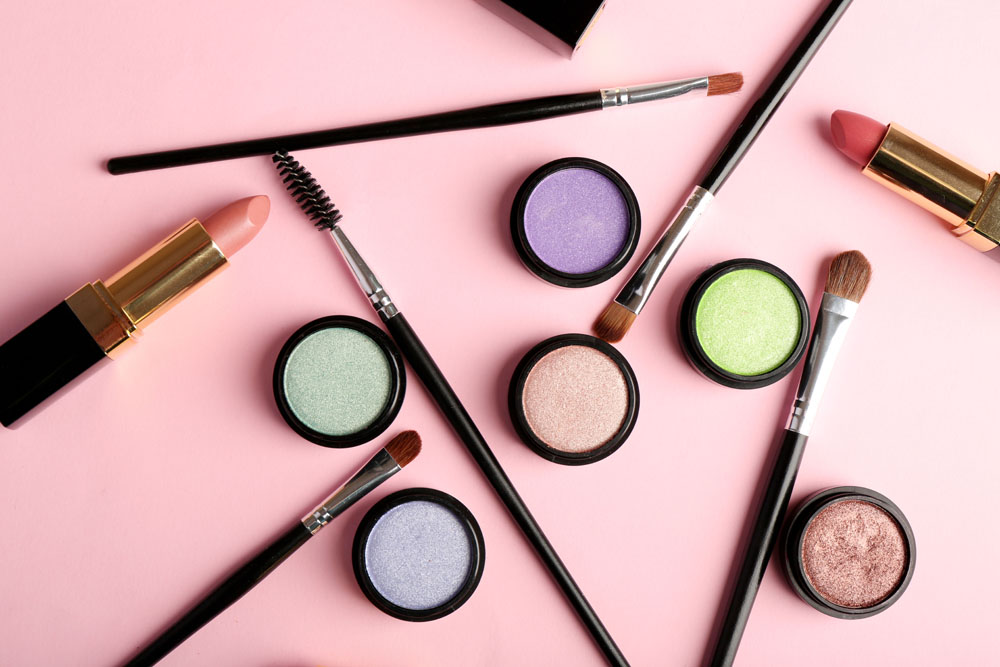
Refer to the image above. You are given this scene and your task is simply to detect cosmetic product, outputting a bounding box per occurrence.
[0,195,269,428]
[273,152,630,667]
[831,109,1000,263]
[783,487,915,619]
[107,73,741,175]
[679,259,809,389]
[593,0,853,343]
[499,0,606,53]
[707,251,871,667]
[123,431,421,667]
[353,487,486,621]
[511,158,640,288]
[508,334,638,464]
[273,315,406,448]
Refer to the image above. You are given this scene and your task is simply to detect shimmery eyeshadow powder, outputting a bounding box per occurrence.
[694,268,802,376]
[282,327,392,436]
[521,345,628,453]
[801,500,907,609]
[364,500,474,611]
[523,167,630,275]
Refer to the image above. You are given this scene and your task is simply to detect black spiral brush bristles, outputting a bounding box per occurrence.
[272,151,343,230]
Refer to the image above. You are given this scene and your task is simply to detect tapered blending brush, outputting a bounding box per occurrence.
[106,73,742,174]
[707,251,872,667]
[123,431,421,667]
[273,152,630,667]
[593,0,853,343]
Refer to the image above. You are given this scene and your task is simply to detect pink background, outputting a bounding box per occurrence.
[1,1,997,665]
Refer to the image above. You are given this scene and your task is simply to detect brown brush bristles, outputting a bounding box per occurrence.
[385,430,422,468]
[707,72,744,96]
[593,302,636,343]
[825,250,872,303]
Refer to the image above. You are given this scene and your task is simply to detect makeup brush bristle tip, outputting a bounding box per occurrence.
[593,302,636,343]
[825,250,872,303]
[707,72,744,96]
[386,430,422,468]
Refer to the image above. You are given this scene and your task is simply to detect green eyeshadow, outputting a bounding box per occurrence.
[274,316,405,447]
[680,259,809,389]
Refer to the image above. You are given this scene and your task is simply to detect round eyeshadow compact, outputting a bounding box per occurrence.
[353,488,486,621]
[511,157,641,288]
[273,315,406,448]
[508,333,639,465]
[782,486,916,619]
[679,258,809,389]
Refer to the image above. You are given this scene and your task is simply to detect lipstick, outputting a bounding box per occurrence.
[831,110,1000,261]
[0,195,270,427]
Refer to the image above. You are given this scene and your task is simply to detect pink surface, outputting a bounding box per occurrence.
[1,1,998,666]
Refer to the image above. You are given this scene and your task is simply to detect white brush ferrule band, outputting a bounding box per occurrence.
[788,293,858,436]
[329,226,399,319]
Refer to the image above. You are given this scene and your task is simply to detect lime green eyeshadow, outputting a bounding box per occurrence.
[694,269,802,376]
[282,327,393,436]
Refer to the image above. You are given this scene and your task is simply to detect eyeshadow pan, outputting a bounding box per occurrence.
[273,316,405,448]
[680,259,809,389]
[524,168,629,274]
[511,158,640,287]
[696,269,801,375]
[782,486,916,619]
[365,500,473,610]
[509,334,639,465]
[353,488,486,621]
[802,500,907,609]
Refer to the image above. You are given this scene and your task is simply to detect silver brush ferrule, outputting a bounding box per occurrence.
[328,226,399,320]
[301,448,401,534]
[600,77,709,108]
[613,186,714,314]
[787,292,859,436]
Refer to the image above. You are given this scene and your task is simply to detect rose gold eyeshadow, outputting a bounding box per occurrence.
[522,345,627,453]
[508,334,639,465]
[801,500,907,609]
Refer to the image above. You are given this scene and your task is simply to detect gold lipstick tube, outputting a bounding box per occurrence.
[863,123,1000,257]
[65,221,227,358]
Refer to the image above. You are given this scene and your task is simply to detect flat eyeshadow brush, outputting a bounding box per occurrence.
[594,0,853,343]
[707,251,872,667]
[273,152,630,667]
[123,431,421,667]
[106,73,742,175]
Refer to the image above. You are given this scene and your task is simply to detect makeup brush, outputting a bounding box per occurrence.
[707,251,872,667]
[106,73,742,174]
[123,431,421,667]
[273,152,630,667]
[593,0,853,343]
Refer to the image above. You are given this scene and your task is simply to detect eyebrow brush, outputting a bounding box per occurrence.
[106,73,742,174]
[273,151,630,667]
[123,431,421,667]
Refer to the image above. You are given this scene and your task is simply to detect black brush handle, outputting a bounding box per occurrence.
[124,522,312,667]
[698,0,853,194]
[107,92,603,174]
[707,429,809,667]
[384,312,628,667]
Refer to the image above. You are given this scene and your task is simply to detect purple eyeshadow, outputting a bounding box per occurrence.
[522,167,631,275]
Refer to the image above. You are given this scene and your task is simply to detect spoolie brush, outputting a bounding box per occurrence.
[123,431,421,667]
[273,152,631,666]
[707,250,872,667]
